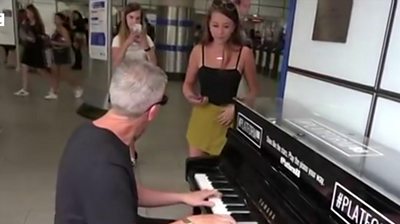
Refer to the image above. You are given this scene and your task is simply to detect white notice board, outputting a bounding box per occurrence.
[0,0,15,45]
[89,0,108,61]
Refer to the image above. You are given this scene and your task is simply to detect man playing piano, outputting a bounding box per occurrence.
[54,60,236,224]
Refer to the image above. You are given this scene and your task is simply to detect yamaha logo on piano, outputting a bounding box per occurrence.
[236,112,263,148]
[331,182,394,224]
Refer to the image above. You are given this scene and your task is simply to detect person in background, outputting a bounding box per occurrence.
[113,21,121,37]
[70,10,85,70]
[54,60,236,224]
[14,4,57,98]
[233,0,251,19]
[232,0,253,98]
[193,24,202,45]
[183,0,259,157]
[232,0,252,47]
[112,2,157,67]
[83,18,89,46]
[1,45,15,67]
[50,12,83,100]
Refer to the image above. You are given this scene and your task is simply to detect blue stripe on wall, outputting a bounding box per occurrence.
[156,44,193,52]
[278,0,297,99]
[156,18,193,27]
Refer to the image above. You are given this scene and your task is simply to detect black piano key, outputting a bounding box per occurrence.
[209,178,227,182]
[218,189,236,194]
[226,205,249,212]
[211,180,230,184]
[211,182,232,189]
[231,213,255,222]
[204,172,224,177]
[207,176,227,181]
[221,194,240,198]
[222,196,244,204]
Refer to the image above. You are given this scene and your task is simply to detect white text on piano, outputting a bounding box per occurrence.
[280,157,301,178]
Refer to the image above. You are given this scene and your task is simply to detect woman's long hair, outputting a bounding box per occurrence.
[26,4,45,34]
[72,10,83,22]
[118,3,145,45]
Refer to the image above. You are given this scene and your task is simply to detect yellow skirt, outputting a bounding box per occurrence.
[186,104,229,156]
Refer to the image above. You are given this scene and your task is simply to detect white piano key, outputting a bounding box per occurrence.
[195,173,258,220]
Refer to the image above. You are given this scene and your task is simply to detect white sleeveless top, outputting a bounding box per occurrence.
[112,35,154,62]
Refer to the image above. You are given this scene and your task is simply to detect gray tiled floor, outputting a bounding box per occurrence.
[0,61,277,224]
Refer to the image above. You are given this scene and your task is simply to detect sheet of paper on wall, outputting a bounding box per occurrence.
[89,0,108,61]
[0,13,4,27]
[312,0,353,43]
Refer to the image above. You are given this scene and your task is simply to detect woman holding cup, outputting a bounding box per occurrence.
[112,3,157,67]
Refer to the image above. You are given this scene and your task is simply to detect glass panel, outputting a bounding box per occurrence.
[289,0,391,86]
[285,72,372,134]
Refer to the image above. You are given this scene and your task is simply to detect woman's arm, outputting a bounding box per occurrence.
[146,47,157,65]
[242,46,260,104]
[182,45,202,101]
[144,36,157,65]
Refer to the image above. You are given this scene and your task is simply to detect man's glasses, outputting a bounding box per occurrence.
[212,0,236,11]
[146,95,168,112]
[156,95,168,106]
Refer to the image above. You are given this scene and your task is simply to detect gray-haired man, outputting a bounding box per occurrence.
[54,60,236,224]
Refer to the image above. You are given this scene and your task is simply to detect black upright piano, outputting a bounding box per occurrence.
[185,98,400,224]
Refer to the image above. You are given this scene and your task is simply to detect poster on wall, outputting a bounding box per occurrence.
[0,0,15,45]
[89,0,108,61]
[312,0,353,43]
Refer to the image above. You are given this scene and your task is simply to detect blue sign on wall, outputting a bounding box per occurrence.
[91,32,106,46]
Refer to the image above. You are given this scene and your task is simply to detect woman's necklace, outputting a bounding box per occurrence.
[216,46,225,69]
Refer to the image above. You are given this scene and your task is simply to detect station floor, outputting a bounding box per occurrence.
[0,60,277,224]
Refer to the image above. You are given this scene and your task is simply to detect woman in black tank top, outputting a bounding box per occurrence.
[183,0,259,157]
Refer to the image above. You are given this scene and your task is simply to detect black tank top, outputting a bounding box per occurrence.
[198,45,243,106]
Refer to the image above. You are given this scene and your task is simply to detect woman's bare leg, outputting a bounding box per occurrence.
[38,68,58,100]
[188,146,208,158]
[51,65,61,94]
[14,64,30,96]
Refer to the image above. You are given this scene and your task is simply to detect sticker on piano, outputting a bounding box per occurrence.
[236,112,263,148]
[286,119,383,157]
[331,182,395,224]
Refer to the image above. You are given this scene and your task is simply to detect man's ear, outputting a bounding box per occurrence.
[147,105,160,122]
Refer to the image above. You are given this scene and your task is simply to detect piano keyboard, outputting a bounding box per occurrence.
[194,173,258,224]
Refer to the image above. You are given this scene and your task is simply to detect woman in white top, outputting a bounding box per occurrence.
[112,3,157,67]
